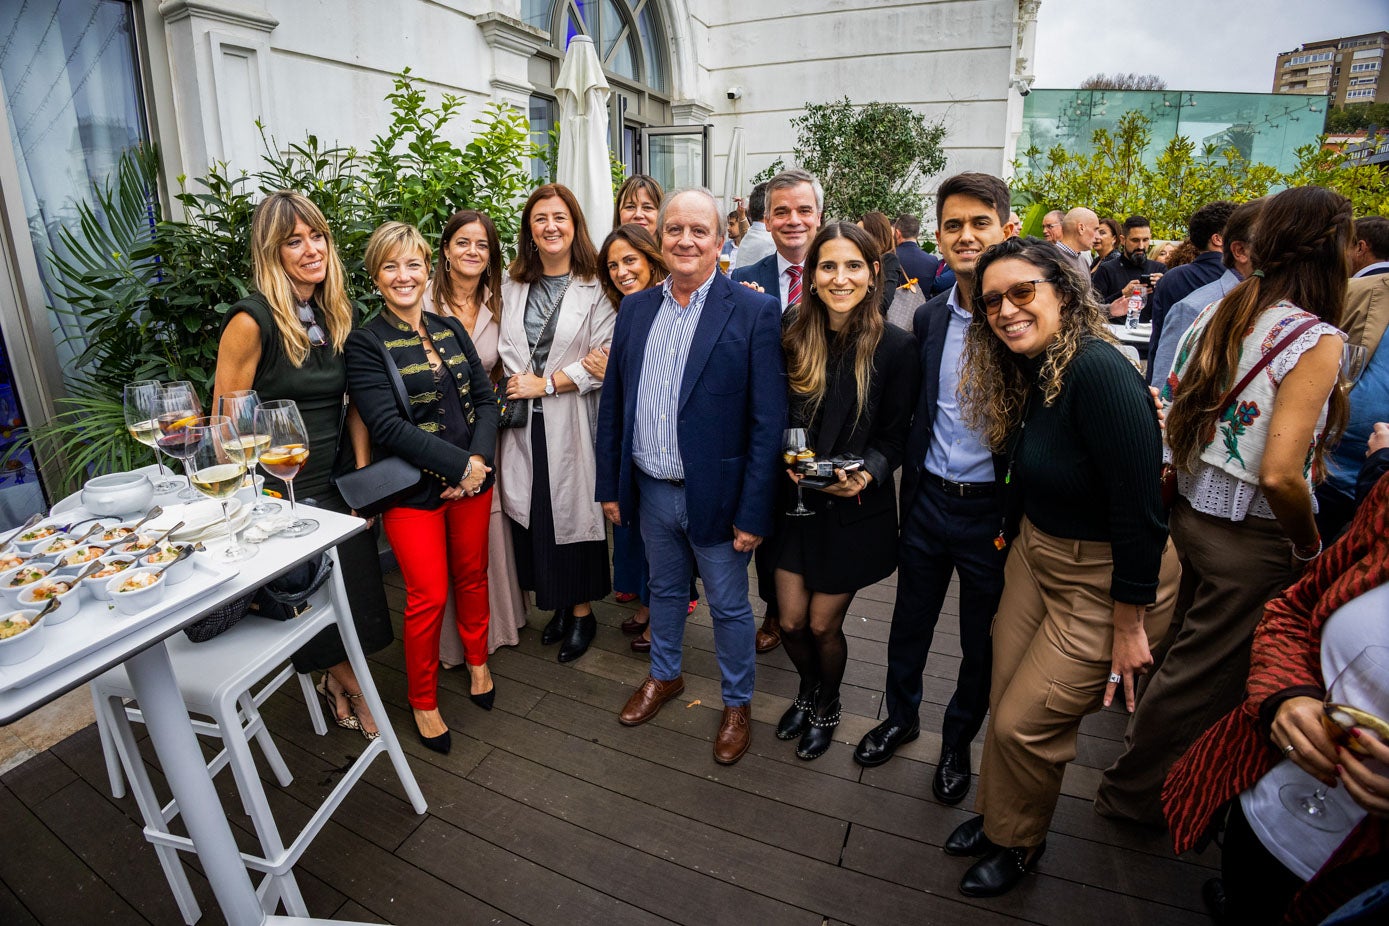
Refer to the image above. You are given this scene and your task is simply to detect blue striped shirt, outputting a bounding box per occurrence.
[632,270,717,480]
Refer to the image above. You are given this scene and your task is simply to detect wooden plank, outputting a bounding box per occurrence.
[0,747,77,806]
[0,879,39,926]
[842,823,1211,926]
[0,783,148,925]
[465,747,1022,926]
[396,816,670,926]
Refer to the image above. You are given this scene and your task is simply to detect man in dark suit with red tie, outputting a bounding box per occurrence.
[730,168,823,653]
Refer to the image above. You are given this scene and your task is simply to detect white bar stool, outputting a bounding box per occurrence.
[90,585,371,923]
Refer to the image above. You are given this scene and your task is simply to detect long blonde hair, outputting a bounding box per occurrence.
[959,237,1116,452]
[782,223,884,424]
[249,191,352,366]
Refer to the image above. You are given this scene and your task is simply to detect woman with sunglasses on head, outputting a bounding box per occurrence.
[773,222,919,760]
[424,210,528,693]
[214,190,392,739]
[499,184,616,663]
[346,222,499,754]
[947,236,1179,897]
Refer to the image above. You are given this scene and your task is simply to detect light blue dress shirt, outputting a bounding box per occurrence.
[632,270,717,481]
[922,286,995,483]
[1150,269,1240,388]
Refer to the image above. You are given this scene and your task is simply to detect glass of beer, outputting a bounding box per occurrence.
[187,416,255,562]
[253,399,317,537]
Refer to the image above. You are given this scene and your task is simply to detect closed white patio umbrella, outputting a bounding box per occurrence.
[555,35,614,245]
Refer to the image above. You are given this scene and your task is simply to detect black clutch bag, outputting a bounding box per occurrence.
[335,456,426,518]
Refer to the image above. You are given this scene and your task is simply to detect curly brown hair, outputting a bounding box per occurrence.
[959,237,1117,452]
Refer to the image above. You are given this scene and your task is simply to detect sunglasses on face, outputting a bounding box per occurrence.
[297,303,328,347]
[980,279,1054,315]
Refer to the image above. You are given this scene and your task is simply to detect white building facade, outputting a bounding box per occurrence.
[0,0,1036,514]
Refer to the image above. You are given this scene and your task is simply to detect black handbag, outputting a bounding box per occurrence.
[498,276,571,429]
[183,553,333,641]
[332,327,428,516]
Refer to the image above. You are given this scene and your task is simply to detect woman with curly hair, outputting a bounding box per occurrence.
[1097,186,1351,827]
[942,236,1179,897]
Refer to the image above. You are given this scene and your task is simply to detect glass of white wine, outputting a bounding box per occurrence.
[215,389,279,518]
[186,416,256,562]
[254,399,317,538]
[123,381,181,494]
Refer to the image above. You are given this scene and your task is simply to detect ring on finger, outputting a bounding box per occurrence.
[1284,743,1296,756]
[1108,672,1123,684]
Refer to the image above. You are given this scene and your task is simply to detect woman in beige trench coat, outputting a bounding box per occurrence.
[498,183,616,663]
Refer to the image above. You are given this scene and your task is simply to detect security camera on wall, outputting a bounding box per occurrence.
[727,86,744,101]
[1011,76,1034,97]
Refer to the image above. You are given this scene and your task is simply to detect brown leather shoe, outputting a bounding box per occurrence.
[618,675,685,726]
[754,617,781,654]
[714,705,752,764]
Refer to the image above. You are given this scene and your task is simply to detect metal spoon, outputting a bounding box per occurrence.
[71,558,108,583]
[31,597,61,623]
[0,513,44,552]
[71,522,104,544]
[147,544,194,581]
[148,520,185,549]
[126,506,164,535]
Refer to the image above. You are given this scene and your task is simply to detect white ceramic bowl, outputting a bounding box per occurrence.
[0,561,55,608]
[30,534,89,561]
[0,550,31,574]
[0,608,46,665]
[82,472,155,517]
[17,578,81,625]
[81,556,138,603]
[9,521,67,554]
[93,521,143,546]
[139,543,196,585]
[54,543,111,569]
[106,567,167,615]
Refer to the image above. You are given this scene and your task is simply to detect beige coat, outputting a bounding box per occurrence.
[497,276,615,545]
[1343,272,1389,362]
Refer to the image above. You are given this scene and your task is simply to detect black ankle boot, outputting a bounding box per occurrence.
[541,608,572,645]
[776,685,818,740]
[796,697,841,760]
[558,613,597,663]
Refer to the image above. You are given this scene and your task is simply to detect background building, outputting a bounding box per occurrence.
[1273,31,1388,107]
[0,0,1036,520]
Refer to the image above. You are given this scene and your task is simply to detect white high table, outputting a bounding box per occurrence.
[0,503,426,926]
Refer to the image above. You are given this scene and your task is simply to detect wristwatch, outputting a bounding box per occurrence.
[544,376,556,397]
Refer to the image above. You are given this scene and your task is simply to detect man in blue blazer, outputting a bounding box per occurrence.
[854,173,1014,814]
[730,168,823,653]
[596,188,787,765]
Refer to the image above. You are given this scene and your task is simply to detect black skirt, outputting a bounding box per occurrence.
[511,415,611,610]
[290,489,394,674]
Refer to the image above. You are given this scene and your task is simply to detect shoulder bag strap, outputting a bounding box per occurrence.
[520,277,573,374]
[365,322,414,419]
[1215,316,1325,415]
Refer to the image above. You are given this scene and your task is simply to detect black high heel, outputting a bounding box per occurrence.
[414,710,452,754]
[468,666,496,711]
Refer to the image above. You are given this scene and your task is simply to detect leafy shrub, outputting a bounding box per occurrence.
[17,70,535,492]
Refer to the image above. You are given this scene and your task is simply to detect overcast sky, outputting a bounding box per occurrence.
[1034,1,1389,93]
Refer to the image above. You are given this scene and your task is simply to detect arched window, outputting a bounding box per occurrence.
[521,0,674,179]
[523,0,668,93]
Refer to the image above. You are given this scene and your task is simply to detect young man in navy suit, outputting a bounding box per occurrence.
[730,168,823,653]
[596,188,786,765]
[854,173,1017,810]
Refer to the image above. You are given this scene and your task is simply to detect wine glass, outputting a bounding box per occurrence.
[123,381,181,494]
[215,389,280,517]
[254,399,317,537]
[156,382,204,501]
[1278,646,1389,831]
[1341,343,1369,389]
[186,416,256,563]
[782,428,814,518]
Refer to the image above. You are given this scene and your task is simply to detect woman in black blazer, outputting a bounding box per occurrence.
[345,221,499,756]
[775,222,921,759]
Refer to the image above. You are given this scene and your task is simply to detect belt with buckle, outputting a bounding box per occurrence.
[927,472,995,498]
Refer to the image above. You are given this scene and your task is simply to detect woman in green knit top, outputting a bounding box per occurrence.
[941,236,1180,898]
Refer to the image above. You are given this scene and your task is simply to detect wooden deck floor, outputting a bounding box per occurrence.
[0,565,1217,925]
